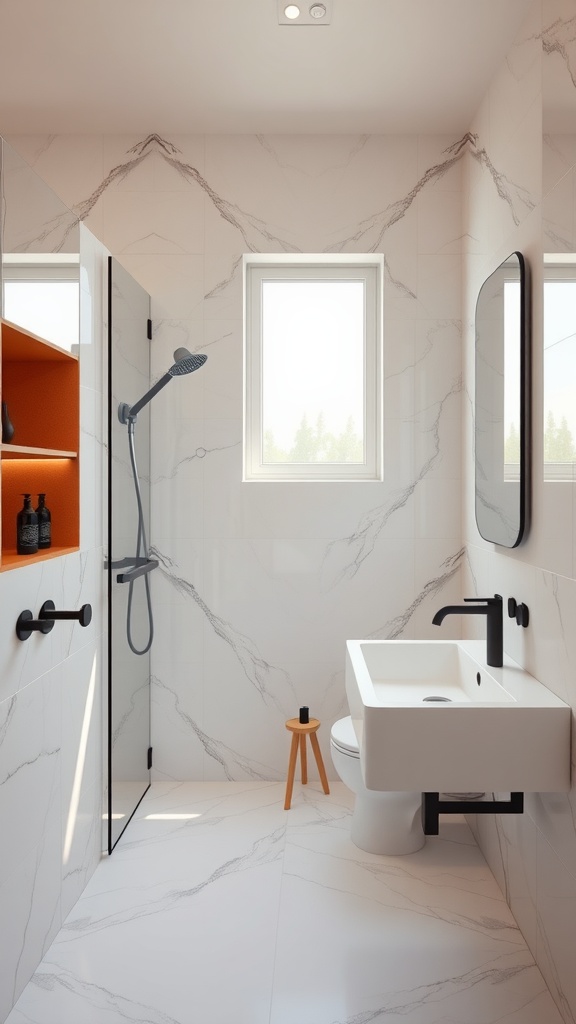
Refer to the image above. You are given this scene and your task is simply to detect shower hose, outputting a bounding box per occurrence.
[126,417,154,655]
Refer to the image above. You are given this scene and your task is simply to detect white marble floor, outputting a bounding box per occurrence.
[6,782,563,1024]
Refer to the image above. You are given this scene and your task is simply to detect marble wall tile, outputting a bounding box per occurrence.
[417,191,463,254]
[79,388,104,552]
[0,208,108,1019]
[61,780,102,923]
[0,819,62,1021]
[70,129,463,786]
[504,812,539,960]
[4,135,104,213]
[151,660,205,781]
[544,134,576,199]
[417,255,462,319]
[0,668,61,881]
[117,253,205,320]
[462,2,576,1021]
[417,135,464,192]
[102,190,205,256]
[0,559,60,702]
[60,642,102,818]
[536,831,576,1022]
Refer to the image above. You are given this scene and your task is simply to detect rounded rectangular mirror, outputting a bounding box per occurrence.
[475,251,530,548]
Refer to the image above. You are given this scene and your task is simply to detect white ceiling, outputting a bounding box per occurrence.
[0,0,534,135]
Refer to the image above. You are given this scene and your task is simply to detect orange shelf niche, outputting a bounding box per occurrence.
[1,458,79,569]
[1,444,77,459]
[0,319,80,572]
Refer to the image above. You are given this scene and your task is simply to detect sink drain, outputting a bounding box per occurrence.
[423,695,452,702]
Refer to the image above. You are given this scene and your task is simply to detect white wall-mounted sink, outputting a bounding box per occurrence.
[346,639,571,793]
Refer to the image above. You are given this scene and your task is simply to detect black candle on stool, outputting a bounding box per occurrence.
[299,706,309,724]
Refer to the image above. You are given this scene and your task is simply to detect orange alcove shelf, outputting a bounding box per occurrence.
[0,319,79,571]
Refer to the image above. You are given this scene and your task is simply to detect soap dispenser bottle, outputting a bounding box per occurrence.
[17,494,39,555]
[36,493,51,549]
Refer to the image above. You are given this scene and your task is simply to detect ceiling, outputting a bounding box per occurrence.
[0,0,534,135]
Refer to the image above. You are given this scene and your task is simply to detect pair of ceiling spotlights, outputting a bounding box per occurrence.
[283,4,327,19]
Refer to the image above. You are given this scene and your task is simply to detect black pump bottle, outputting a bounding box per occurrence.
[17,494,39,555]
[36,493,52,549]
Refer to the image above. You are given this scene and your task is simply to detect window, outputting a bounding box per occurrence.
[3,255,80,352]
[244,255,383,481]
[543,257,576,481]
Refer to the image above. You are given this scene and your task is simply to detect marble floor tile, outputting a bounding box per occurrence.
[5,783,563,1024]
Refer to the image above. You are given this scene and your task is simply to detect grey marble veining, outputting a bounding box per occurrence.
[75,134,300,253]
[204,254,243,299]
[329,954,542,1024]
[371,547,465,640]
[474,484,519,539]
[150,546,296,715]
[65,130,531,263]
[57,826,285,943]
[322,376,462,588]
[23,968,186,1024]
[7,209,79,254]
[325,135,469,254]
[152,673,282,781]
[5,784,564,1024]
[152,438,240,483]
[541,12,576,87]
[255,134,371,176]
[467,132,537,226]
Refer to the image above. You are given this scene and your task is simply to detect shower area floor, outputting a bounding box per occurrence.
[6,782,562,1024]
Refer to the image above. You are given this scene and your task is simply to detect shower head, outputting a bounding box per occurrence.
[118,347,208,425]
[169,348,208,376]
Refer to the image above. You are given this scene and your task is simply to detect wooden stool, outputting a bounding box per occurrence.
[284,718,330,809]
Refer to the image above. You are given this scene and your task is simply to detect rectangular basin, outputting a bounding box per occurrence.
[346,639,571,793]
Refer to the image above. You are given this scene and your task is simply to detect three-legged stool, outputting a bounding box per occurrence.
[284,717,330,809]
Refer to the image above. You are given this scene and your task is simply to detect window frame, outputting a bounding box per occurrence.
[2,254,80,352]
[243,254,383,482]
[543,260,576,481]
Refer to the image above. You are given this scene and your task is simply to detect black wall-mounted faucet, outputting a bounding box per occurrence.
[432,595,503,667]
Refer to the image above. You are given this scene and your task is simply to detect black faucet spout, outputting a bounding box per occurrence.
[432,595,503,668]
[432,605,489,624]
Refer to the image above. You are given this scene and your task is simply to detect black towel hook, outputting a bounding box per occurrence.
[16,600,92,641]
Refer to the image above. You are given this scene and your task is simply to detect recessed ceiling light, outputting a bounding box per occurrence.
[277,0,332,25]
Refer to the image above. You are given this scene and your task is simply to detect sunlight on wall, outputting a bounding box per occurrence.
[63,651,97,865]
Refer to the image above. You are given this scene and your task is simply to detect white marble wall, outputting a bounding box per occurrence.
[0,219,107,1020]
[463,2,576,1021]
[7,131,466,785]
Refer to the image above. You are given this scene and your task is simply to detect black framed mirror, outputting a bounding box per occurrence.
[474,251,530,548]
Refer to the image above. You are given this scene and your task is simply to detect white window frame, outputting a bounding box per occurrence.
[243,254,383,482]
[2,253,80,351]
[543,260,576,481]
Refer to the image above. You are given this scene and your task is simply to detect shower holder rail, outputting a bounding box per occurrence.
[106,556,159,584]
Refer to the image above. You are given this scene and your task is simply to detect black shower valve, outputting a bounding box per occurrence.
[507,597,529,628]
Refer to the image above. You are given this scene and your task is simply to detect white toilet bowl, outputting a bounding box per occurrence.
[330,716,425,856]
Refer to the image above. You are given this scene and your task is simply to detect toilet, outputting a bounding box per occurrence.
[330,716,425,855]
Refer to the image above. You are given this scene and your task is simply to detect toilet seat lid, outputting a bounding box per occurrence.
[331,716,360,755]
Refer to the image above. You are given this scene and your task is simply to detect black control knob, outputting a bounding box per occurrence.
[507,597,529,628]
